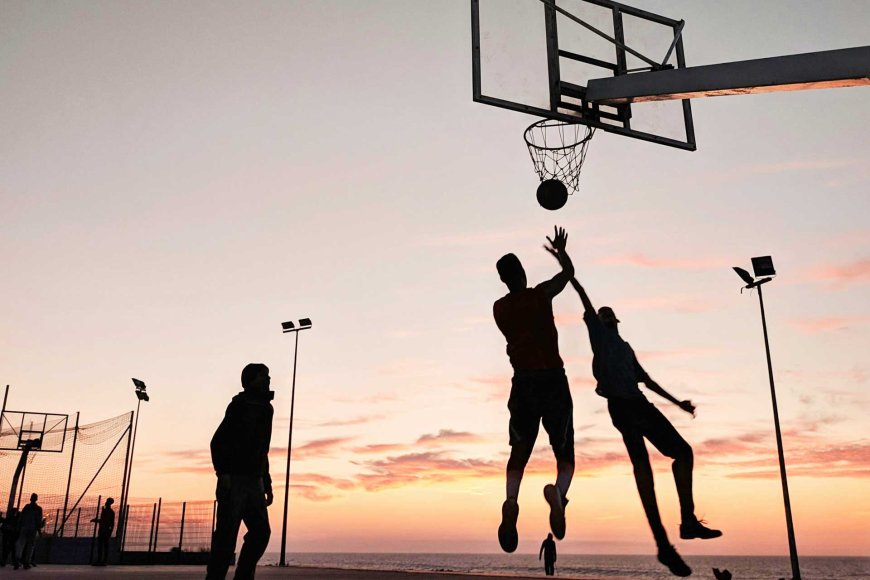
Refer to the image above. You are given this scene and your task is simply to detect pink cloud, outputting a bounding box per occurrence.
[595,253,729,270]
[805,258,870,288]
[350,443,411,454]
[316,414,385,428]
[416,429,483,445]
[289,437,353,459]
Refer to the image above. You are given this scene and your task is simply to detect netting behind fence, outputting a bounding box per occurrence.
[122,500,214,553]
[0,412,131,538]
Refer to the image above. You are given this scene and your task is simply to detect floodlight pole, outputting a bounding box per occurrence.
[279,319,311,567]
[121,381,149,541]
[754,281,801,580]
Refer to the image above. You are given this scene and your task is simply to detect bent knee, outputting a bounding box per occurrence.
[507,444,534,471]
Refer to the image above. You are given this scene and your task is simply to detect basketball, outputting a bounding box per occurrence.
[536,179,568,210]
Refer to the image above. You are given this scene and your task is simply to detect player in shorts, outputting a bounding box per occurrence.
[493,226,575,553]
[561,270,722,577]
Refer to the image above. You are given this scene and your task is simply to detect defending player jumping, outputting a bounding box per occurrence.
[555,259,722,577]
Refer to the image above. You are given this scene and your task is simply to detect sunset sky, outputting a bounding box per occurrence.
[1,0,868,558]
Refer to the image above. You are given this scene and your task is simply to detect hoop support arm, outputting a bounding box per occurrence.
[586,46,870,104]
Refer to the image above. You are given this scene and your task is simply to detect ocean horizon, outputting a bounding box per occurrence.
[262,552,869,579]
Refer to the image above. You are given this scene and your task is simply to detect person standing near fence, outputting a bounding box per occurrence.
[206,363,274,580]
[0,508,20,568]
[91,497,115,566]
[16,493,43,570]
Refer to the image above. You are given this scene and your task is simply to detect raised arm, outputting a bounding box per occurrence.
[569,277,596,317]
[538,226,574,298]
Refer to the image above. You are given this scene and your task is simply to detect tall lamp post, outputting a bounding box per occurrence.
[278,317,312,567]
[732,256,800,580]
[120,378,149,541]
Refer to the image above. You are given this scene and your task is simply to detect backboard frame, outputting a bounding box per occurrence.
[0,410,69,453]
[471,0,696,151]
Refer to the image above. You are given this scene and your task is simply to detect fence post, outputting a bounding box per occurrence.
[89,495,101,565]
[151,497,162,564]
[53,508,61,536]
[74,507,81,537]
[61,412,80,535]
[178,501,187,563]
[119,504,131,564]
[147,502,156,553]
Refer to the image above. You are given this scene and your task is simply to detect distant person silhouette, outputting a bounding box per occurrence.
[206,363,275,580]
[91,497,115,566]
[16,493,43,570]
[493,226,575,553]
[560,269,722,577]
[539,532,557,576]
[0,508,20,568]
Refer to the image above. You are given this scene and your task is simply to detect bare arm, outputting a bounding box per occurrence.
[538,226,575,298]
[569,277,596,317]
[637,360,695,416]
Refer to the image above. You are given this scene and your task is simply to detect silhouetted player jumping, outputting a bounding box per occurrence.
[561,271,721,577]
[207,363,274,580]
[493,226,575,553]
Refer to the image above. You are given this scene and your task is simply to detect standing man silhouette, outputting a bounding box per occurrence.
[493,226,575,553]
[91,497,115,566]
[561,271,722,578]
[16,493,42,570]
[539,532,557,576]
[207,363,274,580]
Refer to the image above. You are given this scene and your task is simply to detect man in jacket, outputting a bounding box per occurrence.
[206,363,274,580]
[91,497,115,566]
[16,494,43,570]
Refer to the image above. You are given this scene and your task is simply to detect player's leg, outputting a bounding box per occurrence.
[609,399,690,577]
[500,376,541,553]
[235,478,271,580]
[206,478,245,580]
[640,402,721,540]
[541,371,574,539]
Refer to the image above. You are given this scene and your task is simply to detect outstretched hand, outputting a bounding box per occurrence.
[678,399,696,417]
[546,226,568,253]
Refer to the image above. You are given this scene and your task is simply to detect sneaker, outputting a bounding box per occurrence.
[497,498,519,553]
[657,544,692,577]
[543,484,567,540]
[680,518,722,540]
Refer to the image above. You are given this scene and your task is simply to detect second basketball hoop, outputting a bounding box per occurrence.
[525,119,595,210]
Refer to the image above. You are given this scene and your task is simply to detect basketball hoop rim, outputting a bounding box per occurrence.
[523,118,595,152]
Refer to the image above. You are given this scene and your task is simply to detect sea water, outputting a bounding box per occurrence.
[263,553,869,579]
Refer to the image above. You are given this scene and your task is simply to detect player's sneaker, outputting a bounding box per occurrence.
[680,518,722,540]
[657,544,692,577]
[497,498,519,553]
[543,484,567,540]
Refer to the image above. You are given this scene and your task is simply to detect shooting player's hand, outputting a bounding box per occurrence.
[678,399,696,417]
[265,487,274,507]
[546,226,568,253]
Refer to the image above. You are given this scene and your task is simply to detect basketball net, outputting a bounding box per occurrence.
[524,119,595,193]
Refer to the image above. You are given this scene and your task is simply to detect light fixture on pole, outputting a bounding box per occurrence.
[278,317,312,567]
[732,256,800,580]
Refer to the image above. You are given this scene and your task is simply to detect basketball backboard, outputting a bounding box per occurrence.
[472,0,696,150]
[0,411,69,453]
